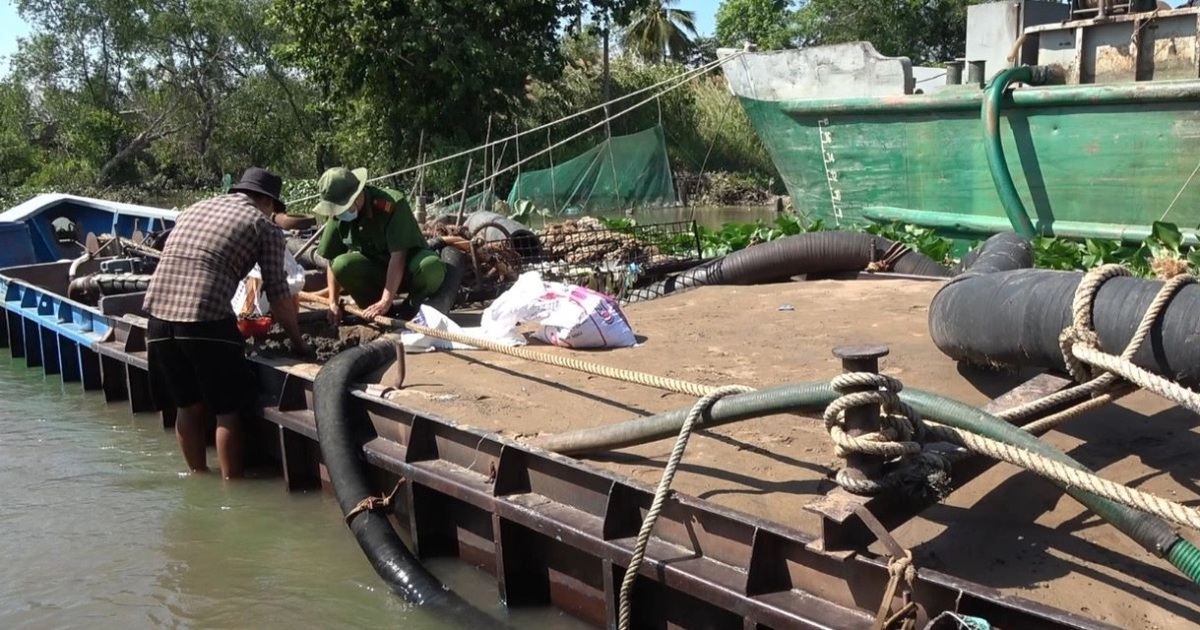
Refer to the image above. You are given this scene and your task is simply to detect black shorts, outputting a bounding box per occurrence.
[147,317,250,415]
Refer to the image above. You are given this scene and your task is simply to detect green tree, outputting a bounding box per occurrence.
[619,0,698,64]
[685,35,719,68]
[8,0,312,187]
[270,0,646,162]
[715,0,796,50]
[793,0,990,66]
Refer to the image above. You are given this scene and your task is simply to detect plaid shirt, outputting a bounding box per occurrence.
[143,193,289,322]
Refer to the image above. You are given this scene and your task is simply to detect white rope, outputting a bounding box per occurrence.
[1058,265,1200,415]
[429,56,732,209]
[616,385,753,630]
[286,52,745,206]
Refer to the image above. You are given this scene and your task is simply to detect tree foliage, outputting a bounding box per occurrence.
[793,0,991,65]
[7,0,316,188]
[0,0,778,208]
[715,0,797,51]
[619,0,699,64]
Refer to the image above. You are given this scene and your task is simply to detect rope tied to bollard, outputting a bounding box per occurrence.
[824,372,953,499]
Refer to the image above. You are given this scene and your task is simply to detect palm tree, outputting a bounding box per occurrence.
[619,0,699,64]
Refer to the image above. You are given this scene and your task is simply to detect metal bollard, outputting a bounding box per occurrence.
[946,60,964,85]
[967,60,987,86]
[831,344,889,487]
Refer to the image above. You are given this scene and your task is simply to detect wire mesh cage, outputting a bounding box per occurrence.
[453,217,705,304]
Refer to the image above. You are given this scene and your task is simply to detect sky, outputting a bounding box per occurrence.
[0,0,726,76]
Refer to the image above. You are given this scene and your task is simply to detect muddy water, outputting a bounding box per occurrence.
[0,356,589,629]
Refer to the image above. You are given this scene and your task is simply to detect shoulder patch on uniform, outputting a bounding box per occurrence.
[373,198,394,214]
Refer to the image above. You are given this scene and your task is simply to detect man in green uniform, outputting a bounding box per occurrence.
[312,166,446,323]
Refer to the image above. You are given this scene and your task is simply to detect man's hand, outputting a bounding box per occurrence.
[361,297,392,321]
[328,301,343,325]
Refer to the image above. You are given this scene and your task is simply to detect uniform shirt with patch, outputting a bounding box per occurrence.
[316,185,425,263]
[143,192,289,322]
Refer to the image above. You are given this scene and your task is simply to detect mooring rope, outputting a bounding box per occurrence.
[399,314,725,398]
[383,305,1200,531]
[1057,264,1200,416]
[428,54,733,210]
[823,373,950,497]
[825,372,1200,532]
[988,265,1195,434]
[285,52,746,206]
[616,385,752,630]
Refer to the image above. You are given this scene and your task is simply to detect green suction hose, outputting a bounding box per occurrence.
[982,65,1062,240]
[532,382,1200,588]
[1168,535,1200,584]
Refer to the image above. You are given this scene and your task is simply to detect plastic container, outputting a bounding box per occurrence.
[237,316,273,338]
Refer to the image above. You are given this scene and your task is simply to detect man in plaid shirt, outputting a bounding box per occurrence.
[144,167,312,479]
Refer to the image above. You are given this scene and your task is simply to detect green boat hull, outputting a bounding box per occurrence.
[737,81,1200,243]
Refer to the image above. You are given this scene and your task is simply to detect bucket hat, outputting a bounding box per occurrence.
[311,167,369,217]
[229,167,287,213]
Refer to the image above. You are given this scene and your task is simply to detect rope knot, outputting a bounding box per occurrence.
[864,240,911,273]
[1059,264,1132,383]
[344,477,405,526]
[888,549,916,585]
[824,373,951,498]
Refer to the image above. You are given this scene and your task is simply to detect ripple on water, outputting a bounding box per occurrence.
[0,358,593,629]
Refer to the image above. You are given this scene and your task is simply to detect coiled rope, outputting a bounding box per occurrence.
[823,373,951,498]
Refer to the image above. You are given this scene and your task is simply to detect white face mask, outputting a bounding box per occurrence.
[337,209,358,223]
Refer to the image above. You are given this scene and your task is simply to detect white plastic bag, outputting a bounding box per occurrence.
[400,304,526,353]
[480,271,637,350]
[230,250,307,317]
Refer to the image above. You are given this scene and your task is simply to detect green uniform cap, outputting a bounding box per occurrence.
[311,166,369,217]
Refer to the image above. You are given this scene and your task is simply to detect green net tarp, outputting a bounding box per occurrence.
[507,124,678,214]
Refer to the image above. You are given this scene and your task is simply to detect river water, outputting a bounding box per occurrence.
[0,356,591,629]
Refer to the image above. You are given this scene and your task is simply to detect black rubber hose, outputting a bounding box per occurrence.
[464,211,542,259]
[929,268,1200,387]
[624,231,952,303]
[424,246,467,315]
[313,338,503,627]
[949,231,1033,276]
[622,230,1033,304]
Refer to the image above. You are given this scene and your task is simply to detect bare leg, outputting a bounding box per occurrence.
[175,402,210,473]
[215,412,243,480]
